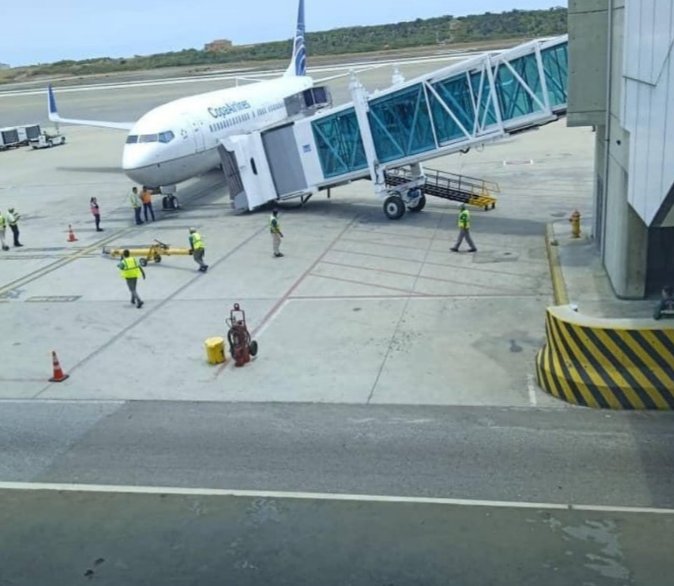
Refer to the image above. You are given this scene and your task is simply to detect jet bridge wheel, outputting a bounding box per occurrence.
[383,195,405,220]
[407,194,426,213]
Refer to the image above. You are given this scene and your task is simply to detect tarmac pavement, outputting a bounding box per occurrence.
[0,78,594,404]
[2,56,673,586]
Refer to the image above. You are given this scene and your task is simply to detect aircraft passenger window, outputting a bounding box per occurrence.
[139,134,159,143]
[158,131,175,143]
[126,135,139,144]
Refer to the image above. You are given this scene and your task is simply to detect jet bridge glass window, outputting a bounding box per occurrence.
[158,131,175,143]
[126,135,139,144]
[428,73,478,144]
[494,52,545,121]
[368,85,436,163]
[311,107,367,178]
[541,43,568,108]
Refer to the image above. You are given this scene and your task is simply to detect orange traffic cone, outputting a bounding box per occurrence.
[49,351,69,382]
[67,225,78,242]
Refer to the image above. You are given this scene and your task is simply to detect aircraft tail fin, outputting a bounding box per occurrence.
[285,0,306,77]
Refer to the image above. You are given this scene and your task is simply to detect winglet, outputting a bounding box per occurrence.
[285,0,306,77]
[47,83,60,121]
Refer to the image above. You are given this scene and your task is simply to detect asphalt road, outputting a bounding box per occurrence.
[2,400,673,508]
[3,487,673,586]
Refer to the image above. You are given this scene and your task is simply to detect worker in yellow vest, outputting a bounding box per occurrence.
[189,227,208,272]
[6,207,22,247]
[450,204,477,253]
[0,210,9,251]
[270,209,284,258]
[117,249,145,308]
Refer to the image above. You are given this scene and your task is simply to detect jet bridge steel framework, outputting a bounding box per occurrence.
[220,35,568,219]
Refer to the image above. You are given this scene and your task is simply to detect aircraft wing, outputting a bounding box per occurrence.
[47,84,135,131]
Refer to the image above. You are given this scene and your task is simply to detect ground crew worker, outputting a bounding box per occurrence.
[189,227,208,272]
[0,210,9,251]
[141,186,156,222]
[117,249,145,308]
[270,209,284,257]
[129,187,143,225]
[90,197,103,232]
[450,204,477,253]
[6,207,22,247]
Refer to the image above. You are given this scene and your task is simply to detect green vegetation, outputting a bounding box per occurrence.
[2,7,567,82]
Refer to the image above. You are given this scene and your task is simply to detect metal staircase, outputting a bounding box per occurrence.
[384,167,498,216]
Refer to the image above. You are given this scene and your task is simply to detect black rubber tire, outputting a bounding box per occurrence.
[654,309,662,321]
[139,258,147,267]
[383,196,405,220]
[408,194,426,213]
[249,340,259,357]
[154,255,161,263]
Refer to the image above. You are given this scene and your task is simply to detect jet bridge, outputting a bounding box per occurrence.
[219,35,568,219]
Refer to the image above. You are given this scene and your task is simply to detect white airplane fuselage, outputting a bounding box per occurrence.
[122,75,314,187]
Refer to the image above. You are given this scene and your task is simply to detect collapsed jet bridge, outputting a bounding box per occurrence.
[219,35,568,219]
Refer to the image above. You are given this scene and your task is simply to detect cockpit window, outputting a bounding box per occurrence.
[129,131,174,144]
[139,134,159,143]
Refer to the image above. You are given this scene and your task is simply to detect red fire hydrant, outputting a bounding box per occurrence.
[226,303,259,367]
[569,209,581,238]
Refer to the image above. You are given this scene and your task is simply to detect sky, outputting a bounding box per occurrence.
[2,0,567,67]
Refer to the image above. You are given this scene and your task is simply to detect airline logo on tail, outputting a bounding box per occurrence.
[287,0,307,77]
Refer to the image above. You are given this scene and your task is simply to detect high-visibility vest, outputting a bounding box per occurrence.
[190,232,204,250]
[7,211,18,225]
[269,215,280,234]
[0,215,5,229]
[458,209,470,229]
[119,256,142,279]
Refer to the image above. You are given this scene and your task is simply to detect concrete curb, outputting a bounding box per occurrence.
[544,223,569,305]
[536,305,674,410]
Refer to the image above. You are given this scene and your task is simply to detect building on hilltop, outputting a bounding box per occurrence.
[204,39,233,52]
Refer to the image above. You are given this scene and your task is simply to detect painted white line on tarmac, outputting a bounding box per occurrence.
[0,481,672,515]
[0,399,125,405]
[527,373,538,407]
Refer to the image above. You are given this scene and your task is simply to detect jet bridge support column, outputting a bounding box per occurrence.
[349,74,384,195]
[349,74,418,220]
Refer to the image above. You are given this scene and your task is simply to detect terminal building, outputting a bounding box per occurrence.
[567,0,674,298]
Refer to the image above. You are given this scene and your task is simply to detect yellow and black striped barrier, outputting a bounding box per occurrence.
[536,305,674,409]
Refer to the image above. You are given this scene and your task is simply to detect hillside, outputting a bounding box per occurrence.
[1,7,567,83]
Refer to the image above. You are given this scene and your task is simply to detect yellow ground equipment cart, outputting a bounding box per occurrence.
[102,239,192,267]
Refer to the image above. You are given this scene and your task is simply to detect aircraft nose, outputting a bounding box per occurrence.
[122,143,162,185]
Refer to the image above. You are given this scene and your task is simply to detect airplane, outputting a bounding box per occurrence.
[47,0,317,192]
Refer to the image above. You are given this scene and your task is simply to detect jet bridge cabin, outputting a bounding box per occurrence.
[219,35,568,218]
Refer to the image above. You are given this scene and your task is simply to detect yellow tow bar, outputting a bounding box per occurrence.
[102,239,192,266]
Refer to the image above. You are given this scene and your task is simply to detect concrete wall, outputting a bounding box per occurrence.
[568,0,672,297]
[622,0,674,227]
[567,0,609,127]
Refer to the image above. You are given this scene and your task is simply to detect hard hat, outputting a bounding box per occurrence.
[189,227,196,233]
